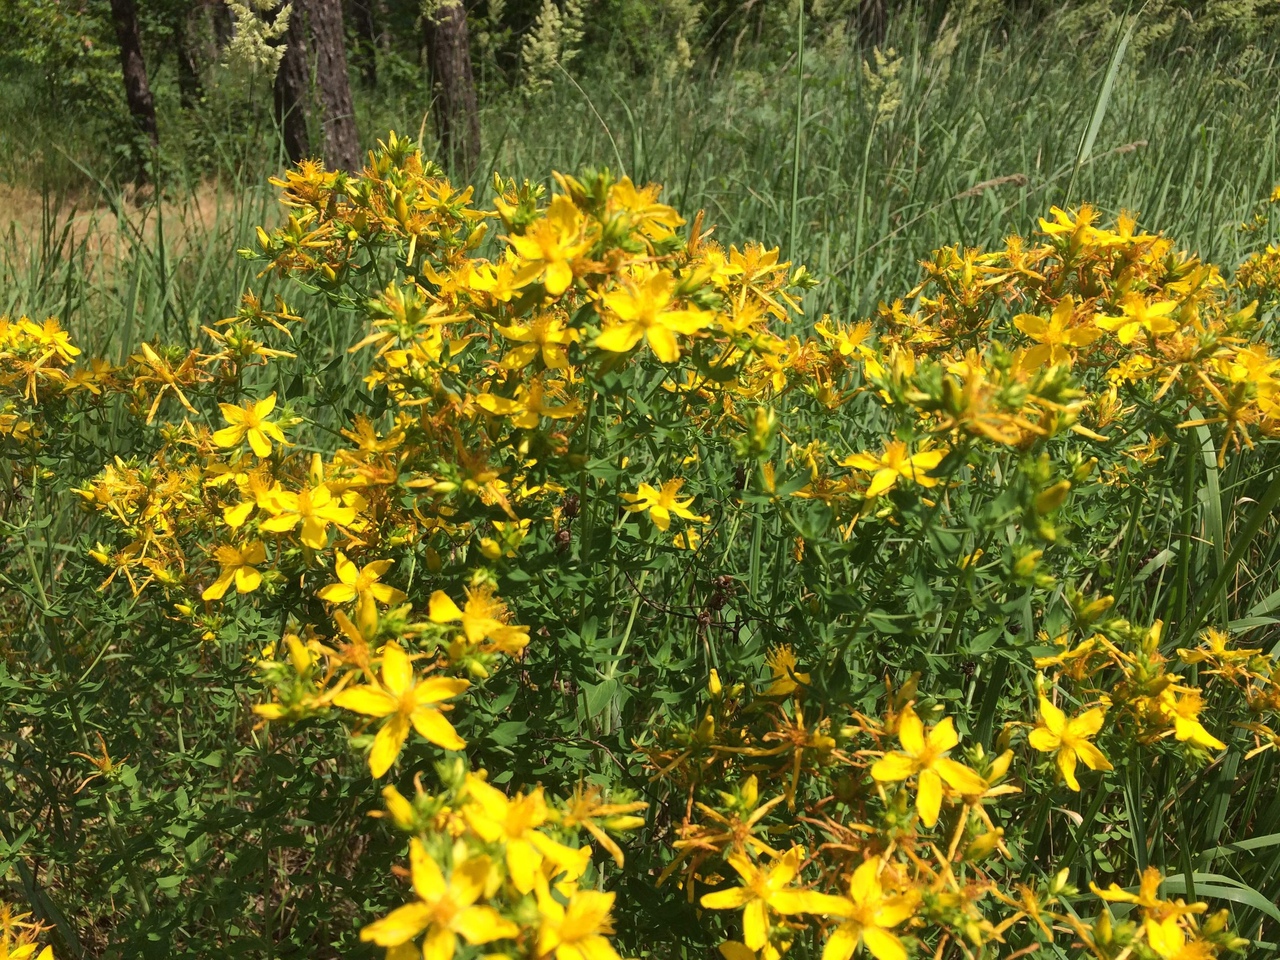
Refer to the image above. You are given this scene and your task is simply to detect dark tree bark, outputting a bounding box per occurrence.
[107,0,159,157]
[174,3,205,109]
[855,0,888,48]
[273,2,311,164]
[309,0,361,171]
[423,0,481,175]
[349,0,379,86]
[211,0,232,50]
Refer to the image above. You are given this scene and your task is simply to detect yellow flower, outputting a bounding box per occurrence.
[765,646,810,697]
[260,483,356,549]
[1093,868,1209,959]
[822,858,918,960]
[607,175,685,243]
[673,528,701,550]
[1038,204,1099,251]
[331,642,469,777]
[3,946,54,960]
[212,393,288,457]
[463,774,590,894]
[509,194,593,296]
[595,270,713,363]
[557,783,648,867]
[1013,296,1101,369]
[317,550,406,631]
[1028,695,1112,791]
[1157,688,1226,751]
[360,841,516,959]
[815,319,873,357]
[496,314,579,370]
[1095,294,1179,344]
[870,704,986,827]
[475,378,583,429]
[621,479,708,532]
[536,885,622,960]
[840,441,946,498]
[429,585,531,657]
[700,847,846,952]
[202,541,267,601]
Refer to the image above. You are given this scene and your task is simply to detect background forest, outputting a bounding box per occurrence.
[4,2,1280,960]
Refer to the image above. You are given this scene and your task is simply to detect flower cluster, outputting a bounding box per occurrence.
[46,137,1279,958]
[643,645,1263,960]
[357,765,644,960]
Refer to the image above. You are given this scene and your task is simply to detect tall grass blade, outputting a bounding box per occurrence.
[1065,7,1141,205]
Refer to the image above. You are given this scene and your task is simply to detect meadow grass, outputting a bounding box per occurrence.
[5,11,1278,356]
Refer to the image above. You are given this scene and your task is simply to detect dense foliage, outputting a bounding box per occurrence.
[3,131,1280,959]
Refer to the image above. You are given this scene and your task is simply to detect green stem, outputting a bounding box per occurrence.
[1181,464,1280,644]
[576,386,598,635]
[788,3,805,258]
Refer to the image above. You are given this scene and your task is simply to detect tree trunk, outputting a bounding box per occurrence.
[423,0,481,175]
[107,0,159,163]
[309,0,361,171]
[349,0,379,86]
[273,2,311,164]
[174,3,205,109]
[211,0,232,50]
[855,0,888,48]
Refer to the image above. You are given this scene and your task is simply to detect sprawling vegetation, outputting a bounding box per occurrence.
[3,3,1280,960]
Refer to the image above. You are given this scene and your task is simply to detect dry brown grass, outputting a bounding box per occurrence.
[0,179,270,277]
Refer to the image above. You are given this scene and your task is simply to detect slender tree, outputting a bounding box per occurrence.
[349,0,380,86]
[107,0,159,160]
[274,1,311,163]
[309,0,361,171]
[173,2,206,108]
[855,0,888,47]
[423,0,481,175]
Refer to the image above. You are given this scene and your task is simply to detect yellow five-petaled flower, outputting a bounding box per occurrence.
[1014,295,1101,369]
[202,541,267,601]
[508,194,593,296]
[870,703,986,827]
[840,441,947,499]
[1028,694,1113,791]
[822,857,918,960]
[595,269,713,363]
[260,482,355,549]
[462,774,590,894]
[332,642,469,777]
[317,550,407,632]
[359,841,516,960]
[621,478,708,532]
[700,847,846,952]
[213,393,288,457]
[536,885,623,960]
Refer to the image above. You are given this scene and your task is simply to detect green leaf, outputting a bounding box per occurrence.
[583,677,624,718]
[488,721,528,747]
[1162,873,1280,927]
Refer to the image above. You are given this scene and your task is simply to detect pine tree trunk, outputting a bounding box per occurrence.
[107,0,159,160]
[273,2,311,164]
[212,0,232,50]
[423,0,481,175]
[855,0,888,47]
[349,0,379,87]
[174,3,204,109]
[309,0,361,171]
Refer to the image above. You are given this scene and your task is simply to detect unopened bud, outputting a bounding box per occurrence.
[1035,480,1071,515]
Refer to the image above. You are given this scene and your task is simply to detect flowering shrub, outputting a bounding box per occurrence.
[3,133,1280,957]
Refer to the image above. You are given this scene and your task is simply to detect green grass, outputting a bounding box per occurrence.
[6,10,1278,352]
[3,7,1280,957]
